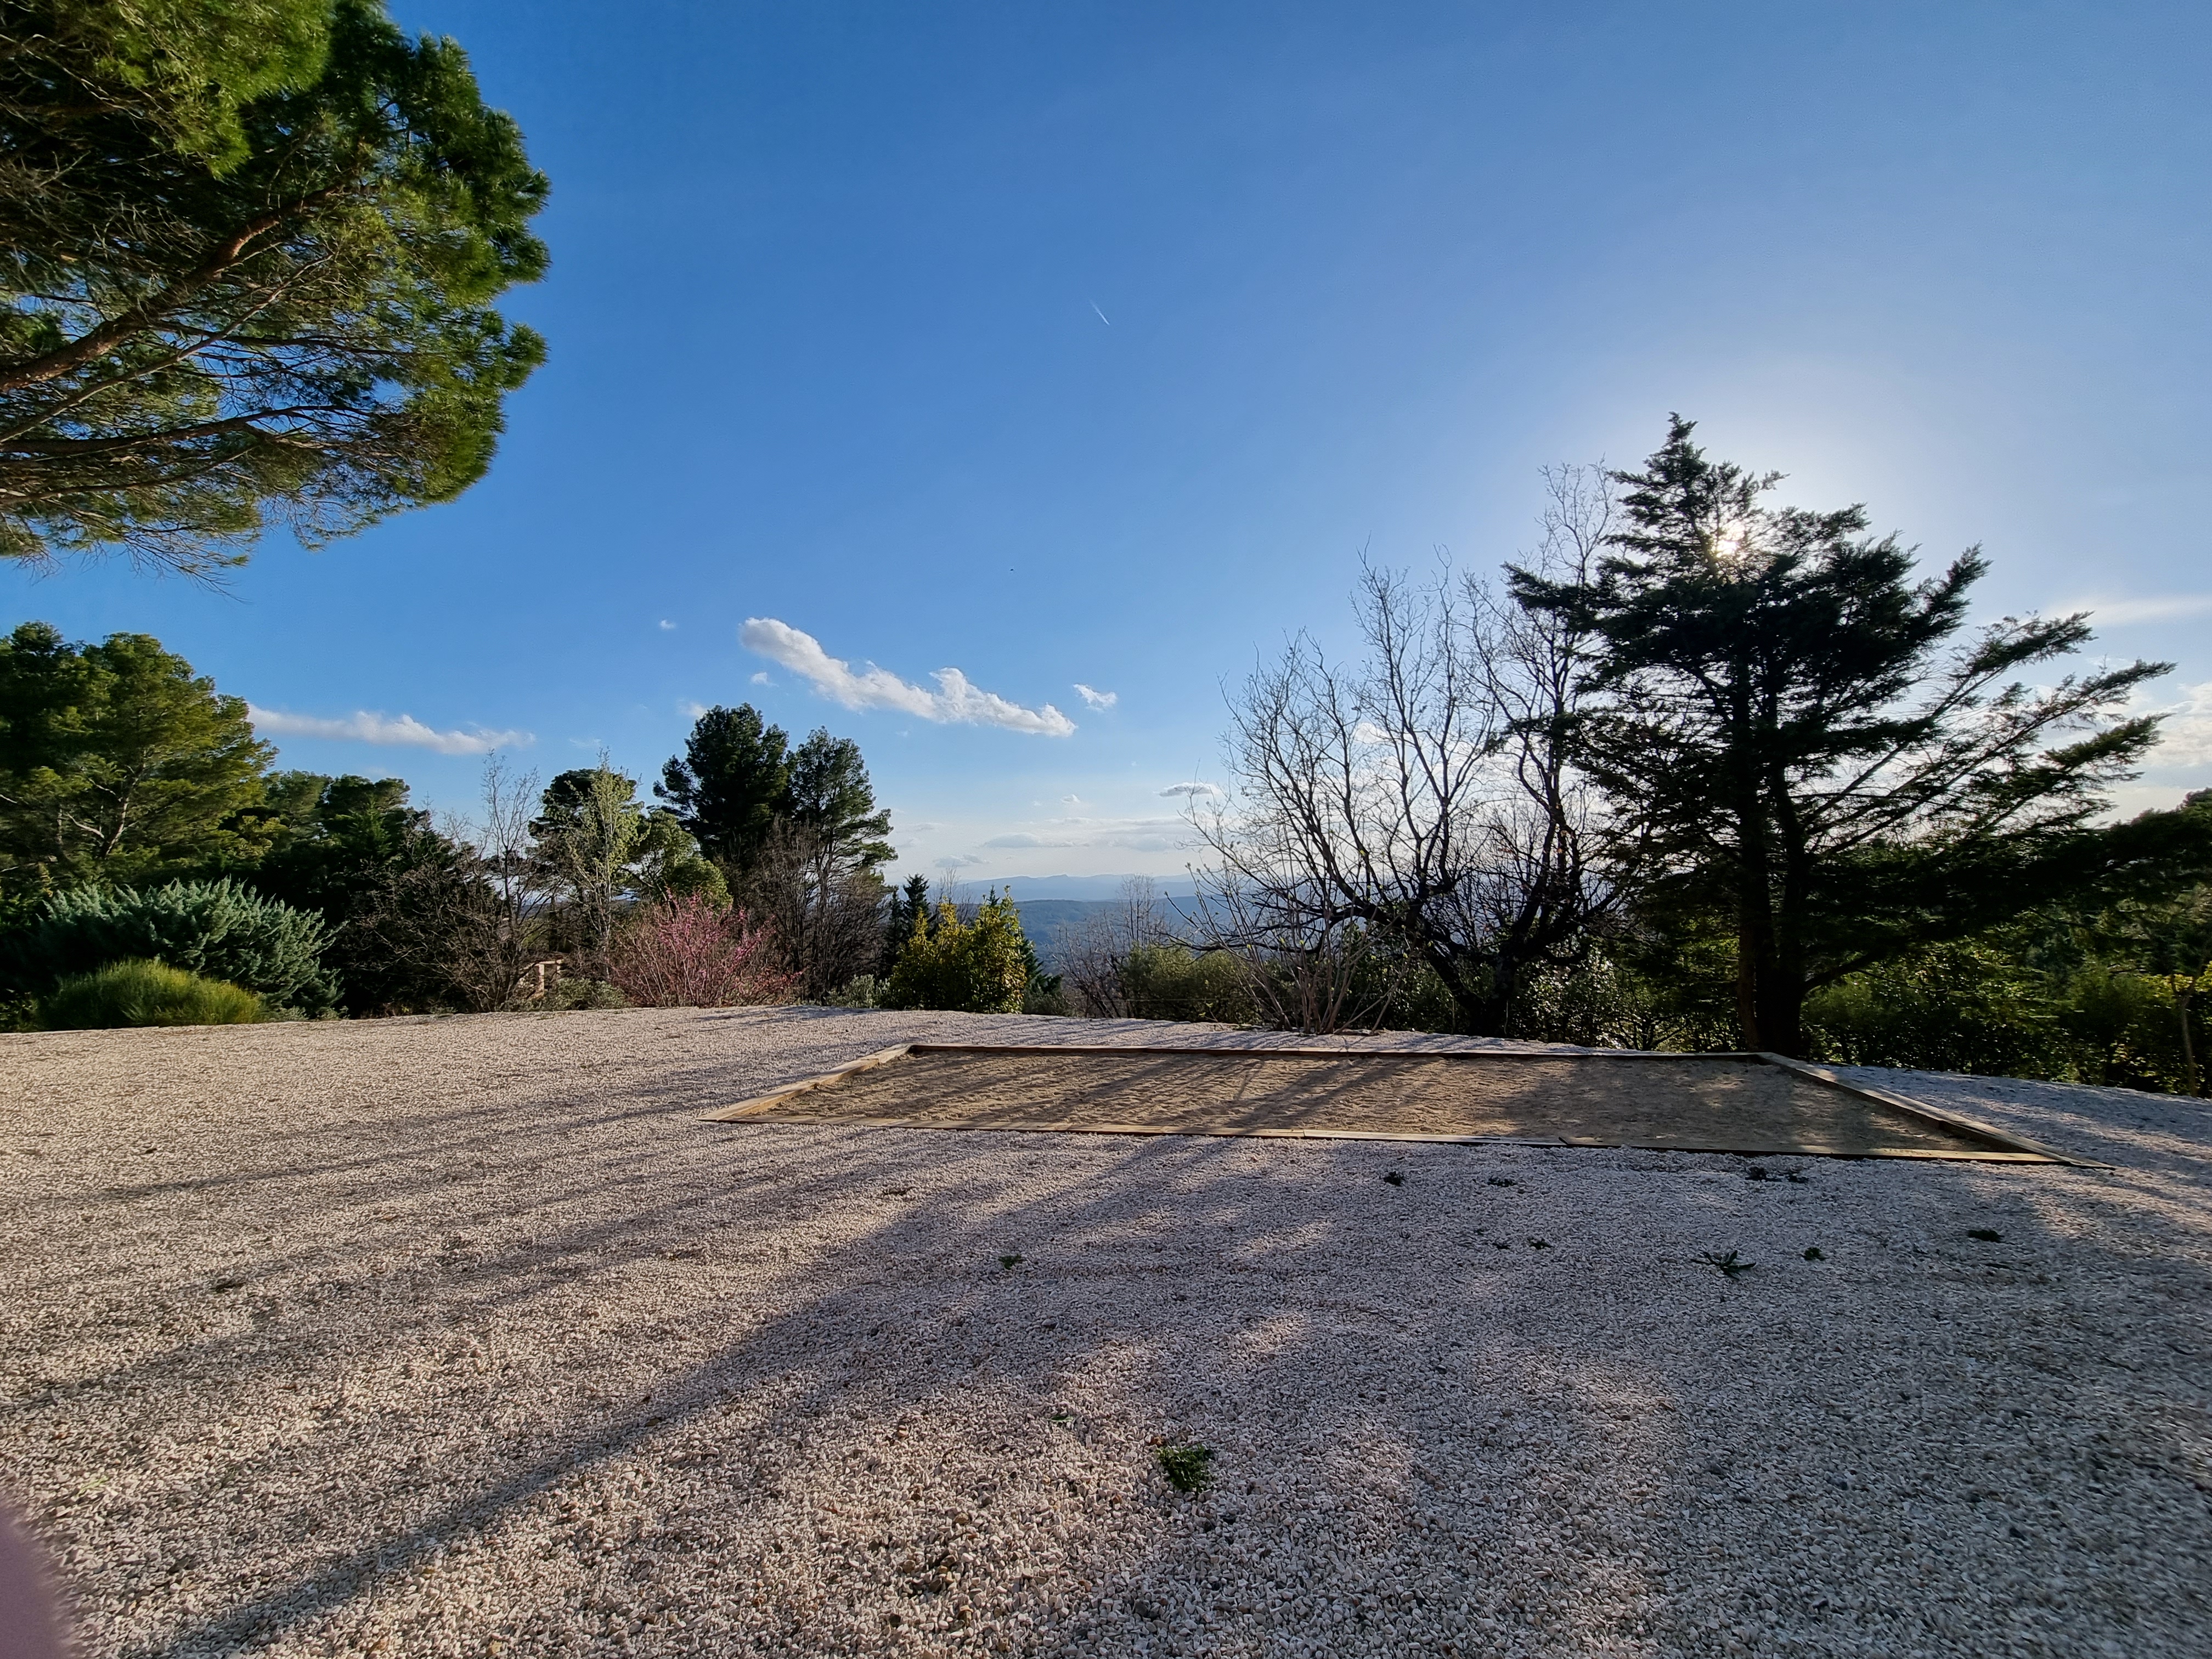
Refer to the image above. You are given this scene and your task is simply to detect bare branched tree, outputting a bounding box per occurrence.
[1059,877,1171,1017]
[297,755,548,1014]
[1186,866,1410,1034]
[409,753,548,1011]
[1193,466,1621,1035]
[743,821,889,1001]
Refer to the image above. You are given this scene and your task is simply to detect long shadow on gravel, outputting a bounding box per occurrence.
[2,1013,2208,1659]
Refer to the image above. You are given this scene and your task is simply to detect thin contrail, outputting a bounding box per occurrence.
[1090,300,1111,326]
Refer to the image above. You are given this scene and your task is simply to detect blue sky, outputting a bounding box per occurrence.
[8,0,2209,885]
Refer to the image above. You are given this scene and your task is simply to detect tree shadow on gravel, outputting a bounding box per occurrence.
[3,1011,2207,1658]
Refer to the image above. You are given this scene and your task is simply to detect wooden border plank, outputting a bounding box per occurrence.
[723,1112,2066,1160]
[1754,1053,2095,1167]
[903,1041,1763,1063]
[698,1043,912,1121]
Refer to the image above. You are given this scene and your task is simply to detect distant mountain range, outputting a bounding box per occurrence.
[970,873,1200,901]
[1008,895,1207,974]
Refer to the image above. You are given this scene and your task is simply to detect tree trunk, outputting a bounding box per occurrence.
[1431,946,1508,1037]
[1733,812,1786,1050]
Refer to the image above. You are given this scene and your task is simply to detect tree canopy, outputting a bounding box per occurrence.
[250,769,477,1012]
[1512,416,2172,1055]
[0,0,549,575]
[530,763,725,974]
[657,706,895,883]
[0,619,274,890]
[786,728,896,878]
[656,704,791,874]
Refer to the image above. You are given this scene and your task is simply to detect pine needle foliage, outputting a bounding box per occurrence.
[0,0,550,574]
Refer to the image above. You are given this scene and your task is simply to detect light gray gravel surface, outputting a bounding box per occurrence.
[1,1006,2208,1659]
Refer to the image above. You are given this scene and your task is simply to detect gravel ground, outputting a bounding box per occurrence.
[1,1006,2208,1659]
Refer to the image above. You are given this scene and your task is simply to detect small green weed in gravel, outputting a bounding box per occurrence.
[1967,1228,2002,1243]
[1487,1177,1516,1188]
[1804,1247,1826,1261]
[1703,1249,1756,1278]
[999,1253,1024,1269]
[1157,1440,1216,1493]
[1383,1171,1406,1186]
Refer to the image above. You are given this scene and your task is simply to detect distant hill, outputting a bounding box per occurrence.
[986,873,1200,901]
[1010,896,1205,973]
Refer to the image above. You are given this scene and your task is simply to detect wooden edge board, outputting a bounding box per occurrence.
[698,1043,912,1122]
[721,1114,2060,1160]
[1753,1053,2099,1167]
[725,1116,1564,1144]
[904,1041,1762,1062]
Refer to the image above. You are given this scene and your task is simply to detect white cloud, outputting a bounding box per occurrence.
[659,619,677,631]
[1108,830,1188,853]
[1062,793,1083,805]
[2056,594,2212,627]
[937,854,988,870]
[1158,781,1224,800]
[679,700,710,719]
[249,706,529,757]
[750,671,771,685]
[1074,683,1118,709]
[2149,680,2212,767]
[740,618,1074,736]
[969,812,1195,856]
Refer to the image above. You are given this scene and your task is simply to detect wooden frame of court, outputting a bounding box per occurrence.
[700,1042,2092,1165]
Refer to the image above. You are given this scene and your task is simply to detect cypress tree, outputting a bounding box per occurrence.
[1513,416,2170,1056]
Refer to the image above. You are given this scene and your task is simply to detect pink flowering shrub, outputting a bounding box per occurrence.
[609,896,795,1008]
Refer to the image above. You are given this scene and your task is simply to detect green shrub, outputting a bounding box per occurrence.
[1121,944,1256,1025]
[881,892,1031,1013]
[829,973,882,1009]
[1804,943,2065,1077]
[538,976,628,1011]
[1022,969,1070,1016]
[18,879,337,1012]
[2054,968,2200,1093]
[38,960,264,1029]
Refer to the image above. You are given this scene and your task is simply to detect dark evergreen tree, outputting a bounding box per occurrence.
[656,705,791,875]
[883,872,935,973]
[785,729,896,877]
[1513,415,2172,1056]
[0,621,275,891]
[249,771,478,1012]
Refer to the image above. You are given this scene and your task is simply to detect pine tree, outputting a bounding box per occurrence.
[0,620,274,889]
[785,729,895,878]
[655,705,791,875]
[0,1,549,574]
[1513,416,2170,1056]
